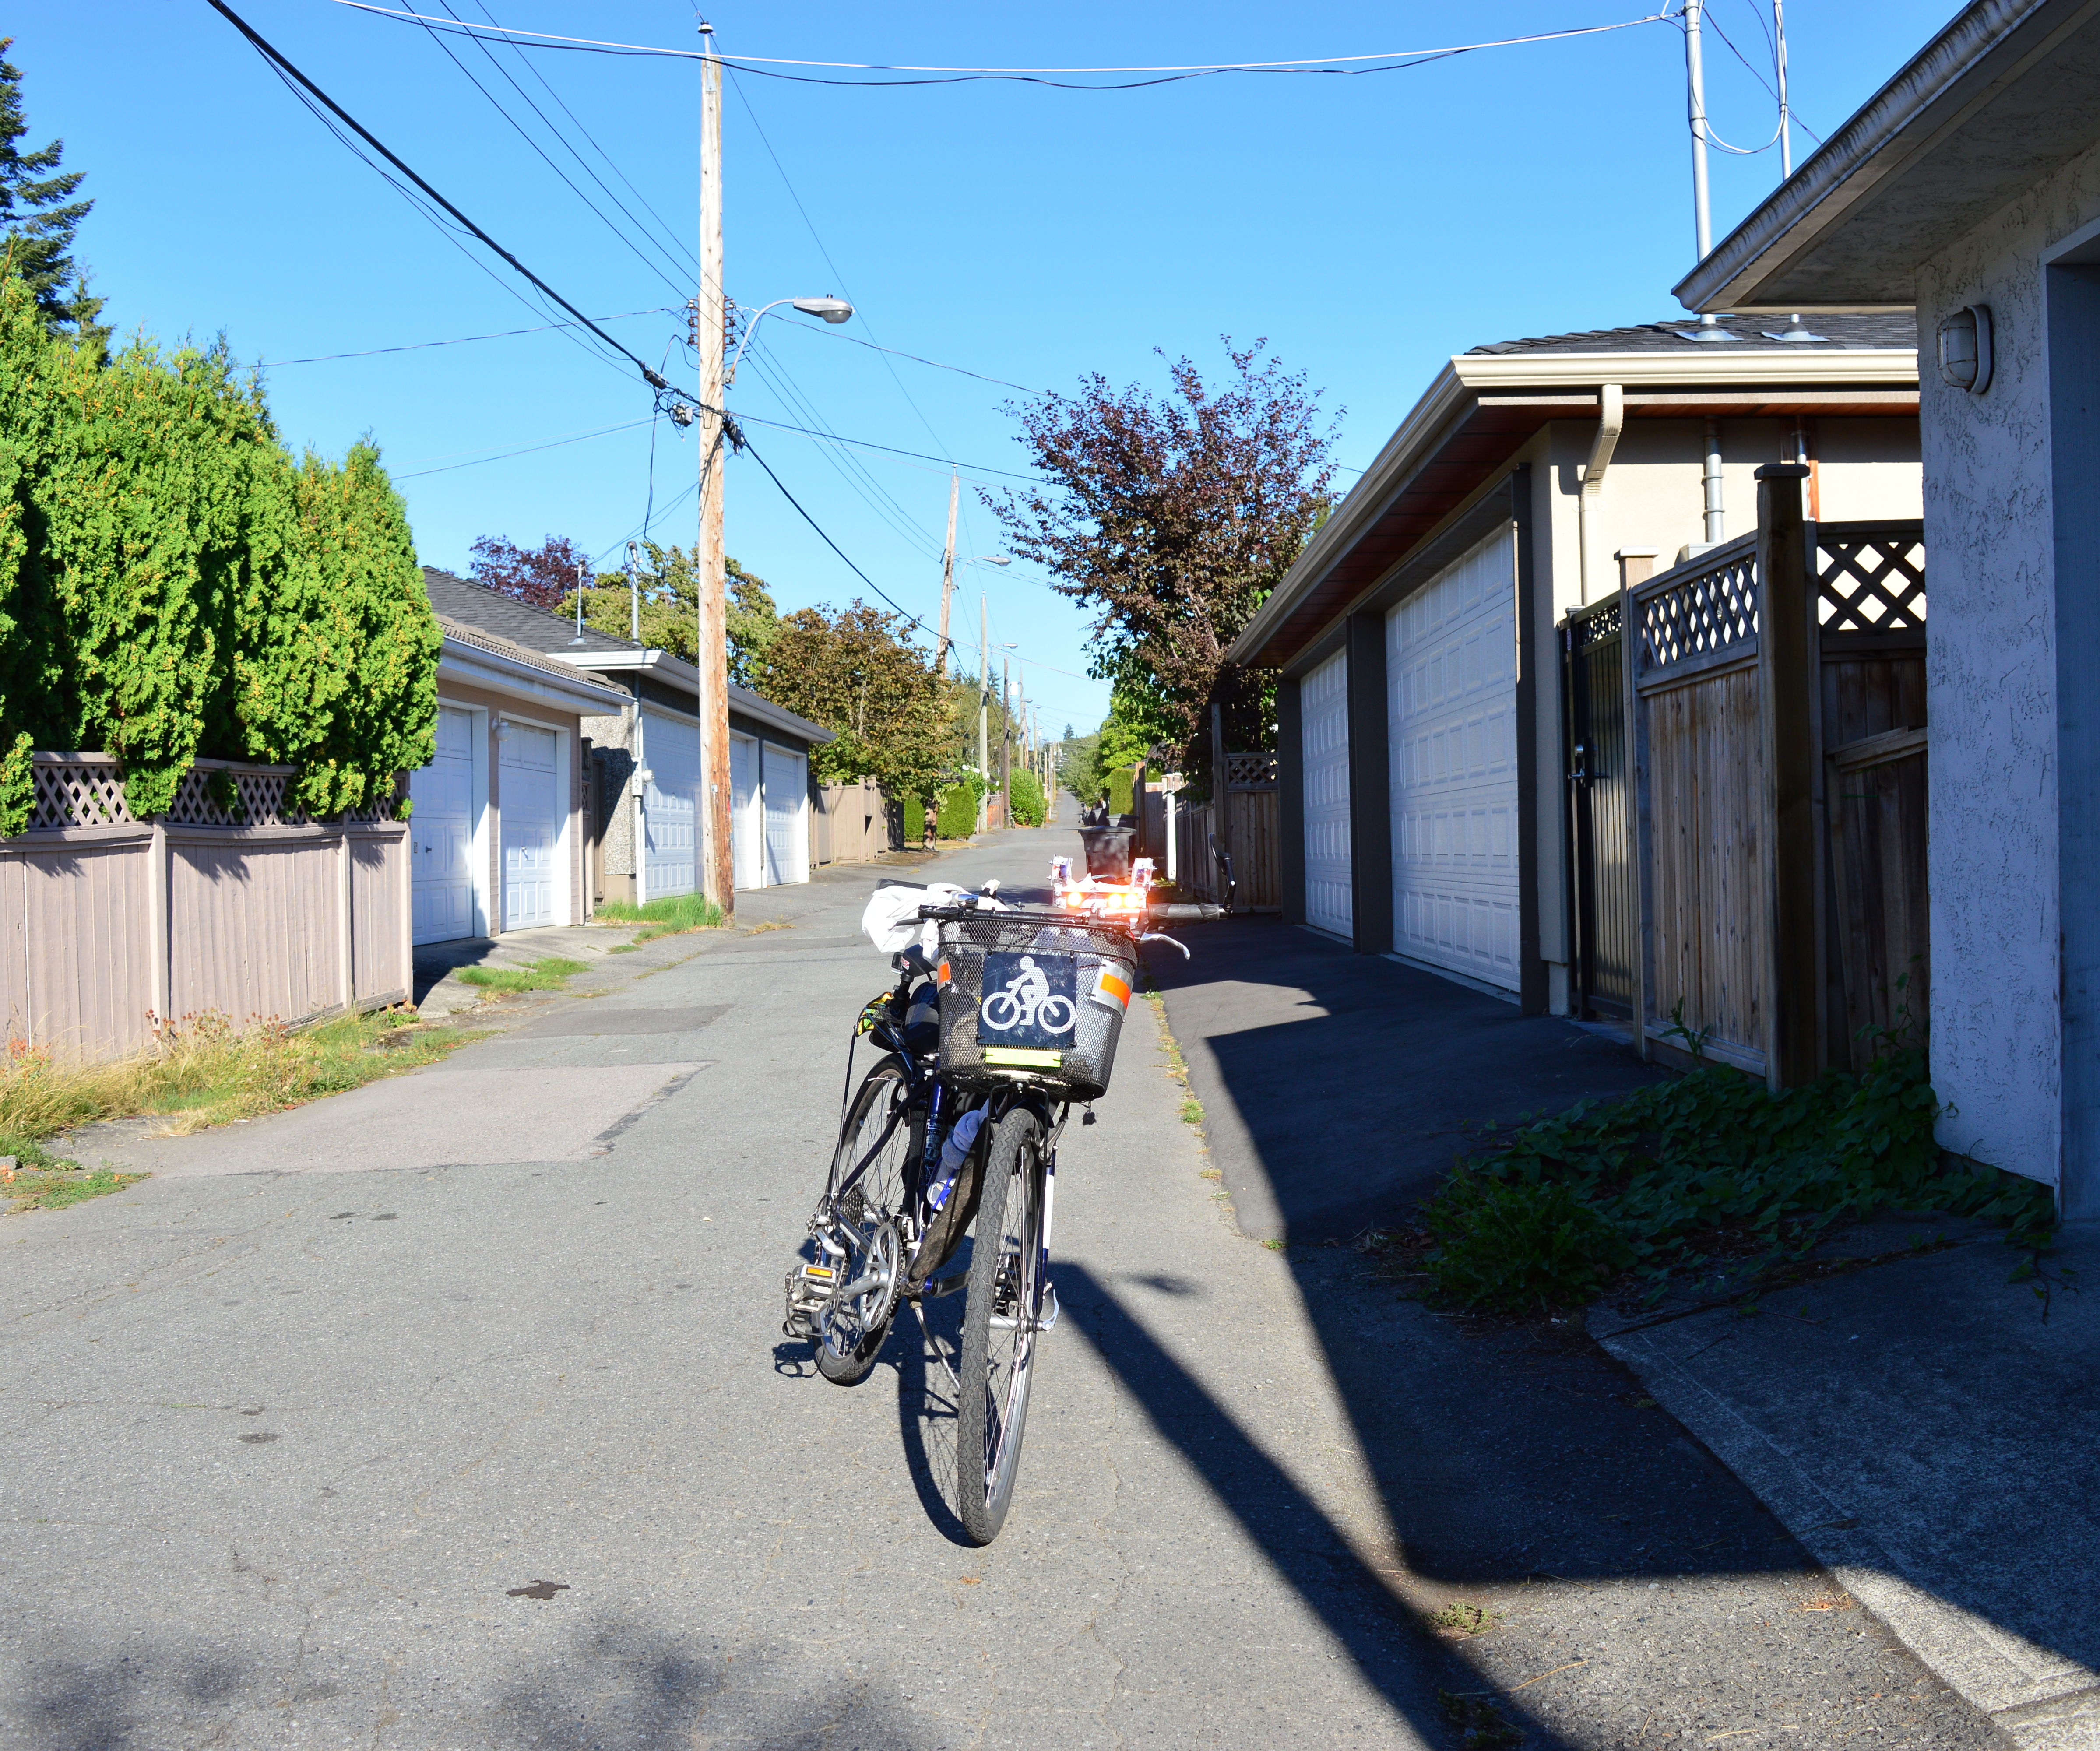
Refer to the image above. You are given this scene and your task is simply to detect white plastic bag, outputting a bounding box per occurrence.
[859,882,999,957]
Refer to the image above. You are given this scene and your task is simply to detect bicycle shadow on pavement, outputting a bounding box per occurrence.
[1053,1259,1573,1749]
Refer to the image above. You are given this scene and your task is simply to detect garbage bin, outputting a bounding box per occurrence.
[1078,825,1135,881]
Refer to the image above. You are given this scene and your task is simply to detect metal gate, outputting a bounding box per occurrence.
[1564,598,1635,1017]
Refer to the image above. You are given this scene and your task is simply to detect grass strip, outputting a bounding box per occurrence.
[1415,1035,2057,1315]
[454,956,590,994]
[594,893,725,944]
[0,1008,482,1143]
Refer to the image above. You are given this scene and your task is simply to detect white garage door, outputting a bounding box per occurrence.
[762,742,809,885]
[641,706,700,901]
[730,733,763,891]
[1387,528,1520,991]
[410,704,478,944]
[500,722,560,931]
[1301,648,1353,938]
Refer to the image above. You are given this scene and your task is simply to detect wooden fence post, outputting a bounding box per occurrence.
[1757,462,1818,1090]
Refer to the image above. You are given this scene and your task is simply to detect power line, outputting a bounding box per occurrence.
[391,416,654,478]
[773,318,1042,395]
[204,0,679,406]
[260,308,675,366]
[725,410,1046,483]
[331,4,1674,87]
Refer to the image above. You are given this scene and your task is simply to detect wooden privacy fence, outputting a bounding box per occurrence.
[1617,466,1927,1086]
[813,778,902,865]
[0,752,411,1064]
[1161,754,1281,911]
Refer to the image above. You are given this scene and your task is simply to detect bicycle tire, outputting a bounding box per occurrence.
[956,1106,1045,1544]
[815,1056,916,1386]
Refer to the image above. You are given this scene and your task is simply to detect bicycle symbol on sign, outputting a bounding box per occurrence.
[979,955,1077,1036]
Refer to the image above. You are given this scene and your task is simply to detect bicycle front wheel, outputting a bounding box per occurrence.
[956,1107,1046,1544]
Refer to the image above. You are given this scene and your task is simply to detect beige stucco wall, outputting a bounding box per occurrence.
[1908,136,2100,1188]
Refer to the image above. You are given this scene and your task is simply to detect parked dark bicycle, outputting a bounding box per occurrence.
[784,877,1185,1544]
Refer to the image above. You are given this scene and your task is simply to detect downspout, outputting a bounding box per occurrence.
[1703,417,1726,544]
[1578,383,1625,605]
[631,688,648,906]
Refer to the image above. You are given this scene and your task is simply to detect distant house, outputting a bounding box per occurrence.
[412,570,631,946]
[1228,321,1919,1012]
[1672,0,2100,1210]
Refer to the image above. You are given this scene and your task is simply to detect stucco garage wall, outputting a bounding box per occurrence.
[1912,137,2100,1185]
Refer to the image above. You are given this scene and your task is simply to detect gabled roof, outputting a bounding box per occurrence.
[1228,321,1919,670]
[1676,0,2100,312]
[1467,313,1917,355]
[423,567,640,658]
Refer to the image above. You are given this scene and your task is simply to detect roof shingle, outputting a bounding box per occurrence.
[1465,311,1917,356]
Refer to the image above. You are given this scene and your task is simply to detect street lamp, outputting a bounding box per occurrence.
[725,294,855,385]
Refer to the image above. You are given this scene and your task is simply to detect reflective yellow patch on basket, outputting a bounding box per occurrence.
[981,1047,1064,1069]
[1093,969,1132,1014]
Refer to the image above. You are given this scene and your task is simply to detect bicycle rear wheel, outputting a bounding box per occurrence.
[956,1107,1046,1544]
[813,1056,917,1386]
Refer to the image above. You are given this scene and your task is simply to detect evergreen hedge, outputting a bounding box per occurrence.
[0,271,439,833]
[1009,769,1046,827]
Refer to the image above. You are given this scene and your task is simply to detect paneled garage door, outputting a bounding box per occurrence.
[641,707,700,900]
[762,742,809,886]
[1300,648,1353,938]
[1386,528,1520,991]
[410,704,477,944]
[500,722,560,931]
[730,733,763,891]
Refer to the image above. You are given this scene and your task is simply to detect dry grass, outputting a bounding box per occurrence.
[0,1008,481,1148]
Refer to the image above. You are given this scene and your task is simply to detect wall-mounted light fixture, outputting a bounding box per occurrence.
[1938,304,1994,393]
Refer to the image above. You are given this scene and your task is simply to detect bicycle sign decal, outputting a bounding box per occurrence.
[978,950,1077,1049]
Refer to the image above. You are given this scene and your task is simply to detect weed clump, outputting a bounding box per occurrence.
[1417,1037,2054,1315]
[455,957,590,994]
[595,892,725,943]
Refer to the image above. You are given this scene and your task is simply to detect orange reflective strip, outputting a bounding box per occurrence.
[1097,970,1131,1012]
[937,959,951,985]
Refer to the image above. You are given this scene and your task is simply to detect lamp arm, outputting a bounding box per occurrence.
[724,297,798,387]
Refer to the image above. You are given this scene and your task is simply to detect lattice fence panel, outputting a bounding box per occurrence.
[1227,752,1278,791]
[28,758,133,830]
[1640,552,1759,672]
[1572,600,1623,648]
[1818,534,1927,633]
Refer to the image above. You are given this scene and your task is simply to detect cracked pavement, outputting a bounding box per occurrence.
[0,814,2008,1748]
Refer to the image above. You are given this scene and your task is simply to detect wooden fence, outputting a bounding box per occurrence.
[1157,754,1281,911]
[813,778,902,865]
[0,752,411,1064]
[1622,468,1927,1086]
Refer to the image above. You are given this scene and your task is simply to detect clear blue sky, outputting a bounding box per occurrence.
[18,1,1949,735]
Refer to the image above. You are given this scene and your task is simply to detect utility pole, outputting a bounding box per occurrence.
[626,540,641,644]
[977,595,989,831]
[1000,655,1013,810]
[1685,0,1713,260]
[935,471,958,676]
[695,19,734,911]
[1774,0,1793,179]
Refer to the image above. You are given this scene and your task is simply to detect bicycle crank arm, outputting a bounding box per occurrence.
[829,1269,885,1304]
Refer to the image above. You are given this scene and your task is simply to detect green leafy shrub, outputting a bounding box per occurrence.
[935,775,982,839]
[1106,765,1134,817]
[1418,1036,2057,1312]
[0,267,438,831]
[1419,1173,1633,1314]
[1010,769,1046,826]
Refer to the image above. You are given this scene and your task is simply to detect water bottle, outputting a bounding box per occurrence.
[928,1108,986,1212]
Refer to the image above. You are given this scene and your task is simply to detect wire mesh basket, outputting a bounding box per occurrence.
[926,906,1140,1101]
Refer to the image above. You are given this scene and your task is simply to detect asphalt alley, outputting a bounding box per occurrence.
[0,810,2004,1749]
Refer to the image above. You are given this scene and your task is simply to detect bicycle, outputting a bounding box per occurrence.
[784,886,1184,1544]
